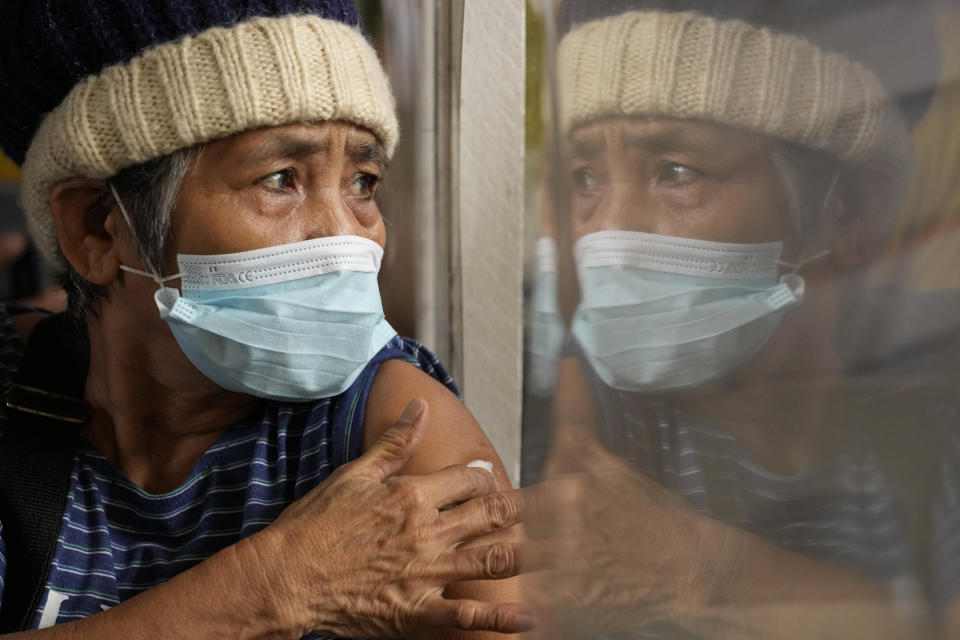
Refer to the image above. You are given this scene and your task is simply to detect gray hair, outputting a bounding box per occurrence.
[62,145,201,321]
[768,140,842,247]
[770,138,910,267]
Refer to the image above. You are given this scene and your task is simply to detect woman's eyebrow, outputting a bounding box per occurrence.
[570,136,603,159]
[235,136,385,169]
[347,139,386,168]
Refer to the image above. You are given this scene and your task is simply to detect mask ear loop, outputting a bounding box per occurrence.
[776,171,840,275]
[776,249,831,274]
[117,264,184,286]
[108,181,183,289]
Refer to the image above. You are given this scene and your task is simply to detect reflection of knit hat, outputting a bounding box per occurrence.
[557,8,907,166]
[0,0,397,265]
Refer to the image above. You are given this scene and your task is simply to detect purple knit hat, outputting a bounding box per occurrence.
[0,0,361,166]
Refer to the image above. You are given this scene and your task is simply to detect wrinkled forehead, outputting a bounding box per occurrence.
[567,118,772,164]
[196,122,386,173]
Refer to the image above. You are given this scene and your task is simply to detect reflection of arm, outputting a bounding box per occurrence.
[364,359,522,640]
[929,425,960,640]
[939,595,960,639]
[675,520,924,640]
[539,441,925,640]
[542,355,925,640]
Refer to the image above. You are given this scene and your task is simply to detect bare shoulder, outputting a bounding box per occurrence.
[365,360,522,638]
[363,358,512,489]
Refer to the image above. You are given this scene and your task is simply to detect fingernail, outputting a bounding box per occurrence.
[399,398,424,423]
[467,459,494,474]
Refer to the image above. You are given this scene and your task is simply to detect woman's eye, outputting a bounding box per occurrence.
[573,168,601,193]
[348,172,380,199]
[258,168,297,192]
[656,162,701,187]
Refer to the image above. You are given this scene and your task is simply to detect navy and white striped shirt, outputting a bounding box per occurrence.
[0,306,458,636]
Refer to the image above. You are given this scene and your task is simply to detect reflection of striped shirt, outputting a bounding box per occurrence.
[930,427,960,613]
[585,365,920,639]
[0,306,458,637]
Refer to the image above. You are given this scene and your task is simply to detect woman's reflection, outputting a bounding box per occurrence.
[525,1,941,638]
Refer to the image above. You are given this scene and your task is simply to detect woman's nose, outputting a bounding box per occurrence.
[303,187,367,239]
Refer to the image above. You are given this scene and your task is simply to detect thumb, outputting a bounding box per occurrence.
[543,355,605,478]
[354,397,429,482]
[544,420,621,478]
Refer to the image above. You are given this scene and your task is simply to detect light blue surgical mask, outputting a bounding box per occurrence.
[526,237,565,396]
[119,235,397,402]
[108,183,397,401]
[571,231,808,393]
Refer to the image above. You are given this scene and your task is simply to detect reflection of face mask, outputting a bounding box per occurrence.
[122,236,397,401]
[571,231,804,393]
[526,237,565,396]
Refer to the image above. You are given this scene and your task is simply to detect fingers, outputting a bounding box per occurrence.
[389,464,499,510]
[438,488,524,543]
[434,542,521,581]
[352,398,429,482]
[433,541,562,583]
[423,598,536,634]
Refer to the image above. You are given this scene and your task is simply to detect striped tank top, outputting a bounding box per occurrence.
[0,305,458,638]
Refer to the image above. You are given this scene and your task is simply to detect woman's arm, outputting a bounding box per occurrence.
[2,400,527,640]
[364,360,525,640]
[516,355,927,640]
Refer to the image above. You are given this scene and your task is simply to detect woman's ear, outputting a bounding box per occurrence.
[49,178,122,285]
[823,162,898,272]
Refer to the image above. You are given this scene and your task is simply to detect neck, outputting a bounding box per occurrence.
[678,279,846,474]
[679,375,840,475]
[82,305,258,494]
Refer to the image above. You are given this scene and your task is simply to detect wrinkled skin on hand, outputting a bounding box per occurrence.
[248,398,532,639]
[521,360,731,639]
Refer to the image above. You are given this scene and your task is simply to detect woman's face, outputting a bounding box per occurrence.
[166,121,386,263]
[565,117,792,249]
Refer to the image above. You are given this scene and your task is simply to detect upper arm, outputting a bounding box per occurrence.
[362,359,513,492]
[362,359,522,640]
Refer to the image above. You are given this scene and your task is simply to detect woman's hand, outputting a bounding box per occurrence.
[248,397,531,639]
[522,421,719,639]
[519,357,919,640]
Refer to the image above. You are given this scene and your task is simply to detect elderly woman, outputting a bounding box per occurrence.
[524,1,942,638]
[0,1,524,637]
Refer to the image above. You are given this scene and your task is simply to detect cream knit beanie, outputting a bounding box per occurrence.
[557,10,907,166]
[18,14,398,266]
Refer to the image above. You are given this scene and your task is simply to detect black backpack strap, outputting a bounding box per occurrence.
[0,313,88,632]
